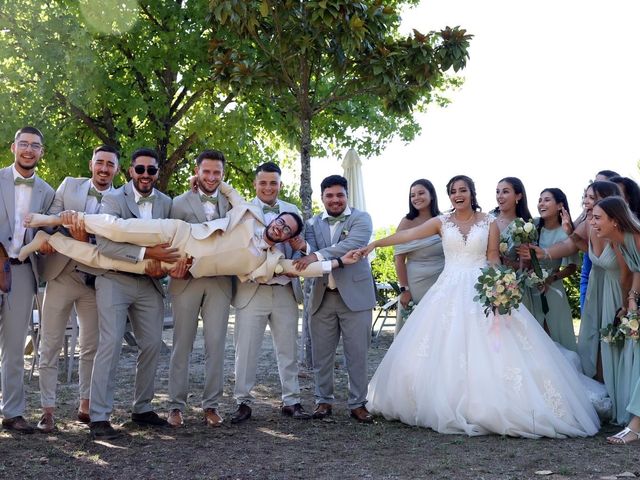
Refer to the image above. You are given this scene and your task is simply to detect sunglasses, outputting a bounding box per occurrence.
[133,165,159,175]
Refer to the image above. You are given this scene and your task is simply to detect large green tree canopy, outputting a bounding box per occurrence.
[209,0,471,216]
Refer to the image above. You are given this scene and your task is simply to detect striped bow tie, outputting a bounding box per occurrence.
[327,214,347,225]
[14,177,35,186]
[263,205,280,214]
[200,194,218,204]
[137,195,155,205]
[88,187,103,201]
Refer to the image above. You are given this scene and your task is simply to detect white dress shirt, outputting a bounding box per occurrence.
[10,166,35,258]
[198,188,219,221]
[316,207,352,289]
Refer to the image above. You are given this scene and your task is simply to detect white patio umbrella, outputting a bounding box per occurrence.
[341,148,366,211]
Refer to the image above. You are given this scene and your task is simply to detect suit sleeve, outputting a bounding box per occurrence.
[95,194,144,263]
[315,211,372,259]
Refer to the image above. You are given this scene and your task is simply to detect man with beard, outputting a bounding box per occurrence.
[0,126,55,434]
[87,148,176,440]
[165,150,233,428]
[294,175,376,424]
[36,145,120,433]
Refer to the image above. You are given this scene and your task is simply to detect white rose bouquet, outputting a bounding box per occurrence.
[619,311,640,342]
[507,217,538,246]
[474,265,523,316]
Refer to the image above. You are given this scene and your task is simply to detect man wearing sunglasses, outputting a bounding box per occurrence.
[230,162,311,425]
[87,147,175,440]
[0,126,55,434]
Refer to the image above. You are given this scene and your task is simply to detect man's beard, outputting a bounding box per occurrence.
[265,227,280,244]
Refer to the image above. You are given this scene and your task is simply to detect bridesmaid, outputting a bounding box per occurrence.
[393,179,444,336]
[493,177,534,309]
[610,176,640,218]
[528,188,578,351]
[589,197,640,443]
[543,181,630,423]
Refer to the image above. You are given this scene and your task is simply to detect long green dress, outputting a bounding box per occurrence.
[618,233,640,421]
[394,235,445,334]
[579,236,623,422]
[528,226,579,351]
[499,219,534,311]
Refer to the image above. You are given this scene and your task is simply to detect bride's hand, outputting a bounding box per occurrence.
[355,243,376,258]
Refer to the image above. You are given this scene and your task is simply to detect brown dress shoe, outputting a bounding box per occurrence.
[312,403,333,419]
[230,403,252,424]
[204,408,223,427]
[2,416,35,434]
[167,409,184,428]
[350,406,373,424]
[77,411,91,424]
[281,403,311,419]
[37,413,55,433]
[89,421,123,440]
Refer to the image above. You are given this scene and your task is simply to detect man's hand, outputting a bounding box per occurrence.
[293,253,318,271]
[38,241,56,255]
[144,243,180,264]
[288,235,306,252]
[168,257,193,279]
[144,259,167,278]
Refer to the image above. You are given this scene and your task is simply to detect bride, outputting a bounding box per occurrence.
[357,175,600,438]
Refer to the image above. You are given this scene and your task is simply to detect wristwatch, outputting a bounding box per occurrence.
[399,286,409,293]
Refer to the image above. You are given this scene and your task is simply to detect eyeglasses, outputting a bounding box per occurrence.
[274,217,293,236]
[133,165,159,175]
[16,141,43,151]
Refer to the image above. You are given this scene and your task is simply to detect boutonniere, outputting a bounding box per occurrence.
[341,229,350,238]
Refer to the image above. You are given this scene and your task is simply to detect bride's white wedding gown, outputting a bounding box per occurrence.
[368,214,601,438]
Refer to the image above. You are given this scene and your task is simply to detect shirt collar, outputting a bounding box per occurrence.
[91,181,112,193]
[12,165,35,182]
[198,188,218,199]
[132,185,155,204]
[257,198,279,209]
[322,206,351,220]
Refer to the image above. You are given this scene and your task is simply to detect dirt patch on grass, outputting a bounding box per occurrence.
[1,315,639,480]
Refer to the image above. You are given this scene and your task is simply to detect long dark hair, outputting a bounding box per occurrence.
[595,196,640,234]
[537,188,572,235]
[590,180,621,200]
[610,176,640,219]
[446,175,481,212]
[493,177,532,220]
[405,179,440,220]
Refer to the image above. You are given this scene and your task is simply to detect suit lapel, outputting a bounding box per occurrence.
[72,179,91,211]
[187,192,208,222]
[218,192,230,217]
[320,216,332,246]
[124,182,141,218]
[0,170,15,233]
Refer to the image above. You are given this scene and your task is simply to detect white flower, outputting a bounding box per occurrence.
[499,242,508,254]
[523,222,534,233]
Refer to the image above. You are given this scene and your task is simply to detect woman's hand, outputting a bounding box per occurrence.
[399,290,412,309]
[560,206,573,235]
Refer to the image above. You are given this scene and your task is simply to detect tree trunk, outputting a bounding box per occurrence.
[299,114,313,220]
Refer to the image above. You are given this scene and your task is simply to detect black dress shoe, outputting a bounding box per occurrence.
[2,416,35,434]
[231,403,252,424]
[89,421,123,440]
[312,403,332,419]
[281,403,311,419]
[131,411,169,427]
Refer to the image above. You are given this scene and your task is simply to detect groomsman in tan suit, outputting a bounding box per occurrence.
[230,162,311,423]
[166,150,232,428]
[295,175,376,423]
[0,126,55,433]
[37,145,119,433]
[88,148,176,440]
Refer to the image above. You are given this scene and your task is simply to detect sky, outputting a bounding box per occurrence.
[308,0,640,230]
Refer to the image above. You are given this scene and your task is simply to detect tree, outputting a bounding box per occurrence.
[0,0,283,195]
[209,0,471,217]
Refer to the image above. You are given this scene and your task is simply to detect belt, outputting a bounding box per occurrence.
[109,270,143,278]
[326,287,339,293]
[9,257,31,265]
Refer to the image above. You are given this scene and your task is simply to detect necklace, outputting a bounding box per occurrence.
[454,211,475,223]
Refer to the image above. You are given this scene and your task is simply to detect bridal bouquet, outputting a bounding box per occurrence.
[522,268,551,289]
[474,265,523,316]
[507,217,538,246]
[619,311,640,342]
[600,322,625,347]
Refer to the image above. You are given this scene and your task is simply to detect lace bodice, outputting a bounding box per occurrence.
[439,213,492,269]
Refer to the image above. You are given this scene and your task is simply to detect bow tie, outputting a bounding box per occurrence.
[14,177,35,186]
[327,214,347,225]
[263,205,280,214]
[87,187,103,202]
[200,194,218,205]
[137,195,155,205]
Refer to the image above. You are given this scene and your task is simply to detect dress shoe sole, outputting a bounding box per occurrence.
[350,413,374,424]
[91,431,123,440]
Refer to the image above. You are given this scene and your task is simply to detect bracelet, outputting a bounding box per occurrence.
[543,248,551,260]
[335,257,344,269]
[630,289,640,298]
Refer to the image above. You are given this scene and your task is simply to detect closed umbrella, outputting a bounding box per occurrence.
[341,148,366,211]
